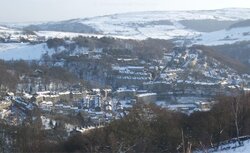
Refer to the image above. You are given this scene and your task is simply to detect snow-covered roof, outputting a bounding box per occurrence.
[137,93,157,97]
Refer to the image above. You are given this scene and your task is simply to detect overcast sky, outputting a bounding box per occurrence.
[1,0,250,23]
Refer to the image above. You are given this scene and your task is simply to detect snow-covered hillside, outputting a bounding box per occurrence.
[194,27,250,45]
[79,8,250,45]
[2,8,250,60]
[81,8,250,34]
[1,8,250,46]
[8,8,249,45]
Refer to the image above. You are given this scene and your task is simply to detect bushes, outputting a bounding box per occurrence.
[46,38,65,49]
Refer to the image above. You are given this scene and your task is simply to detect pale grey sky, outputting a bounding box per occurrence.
[1,0,250,22]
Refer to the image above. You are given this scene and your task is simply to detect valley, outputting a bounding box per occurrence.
[0,7,250,152]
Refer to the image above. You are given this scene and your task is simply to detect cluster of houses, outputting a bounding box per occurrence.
[104,46,250,101]
[143,47,250,97]
[0,28,46,43]
[110,65,152,88]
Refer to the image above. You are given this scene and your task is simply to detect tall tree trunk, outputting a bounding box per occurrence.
[232,97,241,145]
[182,129,185,153]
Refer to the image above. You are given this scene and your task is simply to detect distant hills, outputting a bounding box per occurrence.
[1,8,250,70]
[8,8,249,45]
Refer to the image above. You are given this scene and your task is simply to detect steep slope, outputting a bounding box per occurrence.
[211,41,250,67]
[193,45,249,74]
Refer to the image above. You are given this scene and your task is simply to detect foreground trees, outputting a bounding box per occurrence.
[43,93,250,152]
[187,94,250,151]
[3,93,250,152]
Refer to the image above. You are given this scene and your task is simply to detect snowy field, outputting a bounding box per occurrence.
[0,43,49,60]
[212,141,250,153]
[194,136,250,153]
[75,8,250,45]
[194,27,250,46]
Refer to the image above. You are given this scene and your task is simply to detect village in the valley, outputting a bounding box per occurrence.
[0,32,250,137]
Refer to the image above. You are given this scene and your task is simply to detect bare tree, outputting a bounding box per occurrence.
[231,96,242,145]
